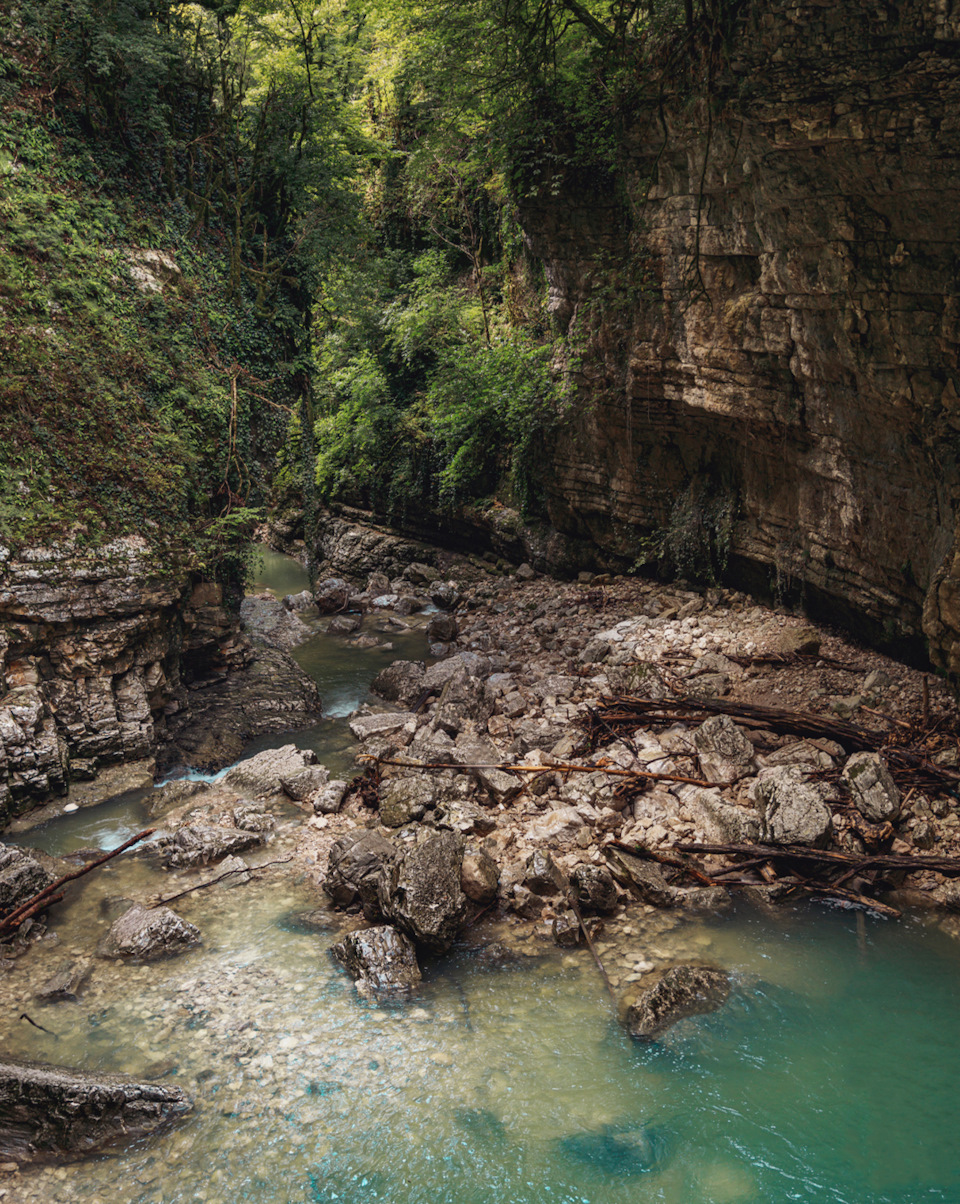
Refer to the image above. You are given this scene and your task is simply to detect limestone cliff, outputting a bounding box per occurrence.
[519,0,960,667]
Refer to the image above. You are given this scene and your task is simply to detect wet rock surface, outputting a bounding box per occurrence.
[0,844,53,914]
[0,1058,191,1166]
[621,964,731,1042]
[102,903,201,961]
[331,924,421,998]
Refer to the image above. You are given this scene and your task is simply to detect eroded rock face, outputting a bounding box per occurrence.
[331,925,421,999]
[516,0,960,667]
[0,1058,191,1166]
[0,539,320,820]
[621,964,731,1042]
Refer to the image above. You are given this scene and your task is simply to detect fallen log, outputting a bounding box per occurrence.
[0,829,155,933]
[674,840,960,877]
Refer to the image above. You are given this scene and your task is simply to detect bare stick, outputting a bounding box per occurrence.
[363,756,719,789]
[569,898,618,1009]
[20,1013,58,1037]
[149,858,291,907]
[0,829,155,932]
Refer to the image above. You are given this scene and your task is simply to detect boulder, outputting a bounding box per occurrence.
[454,739,522,805]
[692,715,756,784]
[621,964,730,1042]
[523,850,567,897]
[679,786,760,844]
[281,765,330,802]
[404,562,439,585]
[0,845,53,914]
[161,824,263,868]
[348,711,417,742]
[314,577,351,613]
[379,776,436,827]
[435,669,489,736]
[430,582,461,610]
[331,925,421,999]
[371,660,426,708]
[570,864,619,913]
[556,1122,667,1175]
[524,806,584,842]
[378,830,467,952]
[282,590,316,613]
[103,904,200,961]
[312,780,349,814]
[231,804,274,833]
[750,767,832,846]
[239,593,312,651]
[436,797,496,836]
[460,844,499,904]
[842,752,901,822]
[605,847,678,908]
[427,613,459,644]
[324,830,396,920]
[774,627,821,657]
[219,744,316,798]
[0,1058,191,1166]
[329,614,361,634]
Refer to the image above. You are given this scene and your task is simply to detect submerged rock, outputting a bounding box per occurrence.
[102,903,200,961]
[378,829,467,952]
[621,964,730,1042]
[331,925,421,999]
[0,1058,191,1166]
[556,1123,668,1176]
[35,959,93,1002]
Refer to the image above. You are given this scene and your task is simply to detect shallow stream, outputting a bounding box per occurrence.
[5,550,960,1203]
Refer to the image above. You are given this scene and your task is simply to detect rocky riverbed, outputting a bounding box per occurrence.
[3,524,960,1193]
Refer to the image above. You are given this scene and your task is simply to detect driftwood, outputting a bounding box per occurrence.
[667,839,960,917]
[363,755,719,790]
[0,829,155,933]
[149,857,292,908]
[583,694,960,793]
[568,897,618,1008]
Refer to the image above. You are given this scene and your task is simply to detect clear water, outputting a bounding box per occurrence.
[6,872,960,1204]
[6,548,960,1202]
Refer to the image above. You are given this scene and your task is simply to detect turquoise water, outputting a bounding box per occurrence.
[8,885,960,1204]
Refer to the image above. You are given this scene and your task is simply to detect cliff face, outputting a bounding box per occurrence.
[520,0,960,666]
[0,539,250,821]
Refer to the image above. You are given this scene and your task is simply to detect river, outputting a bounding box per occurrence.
[4,549,960,1203]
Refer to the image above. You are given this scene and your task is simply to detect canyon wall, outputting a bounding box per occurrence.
[519,0,960,667]
[0,538,250,821]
